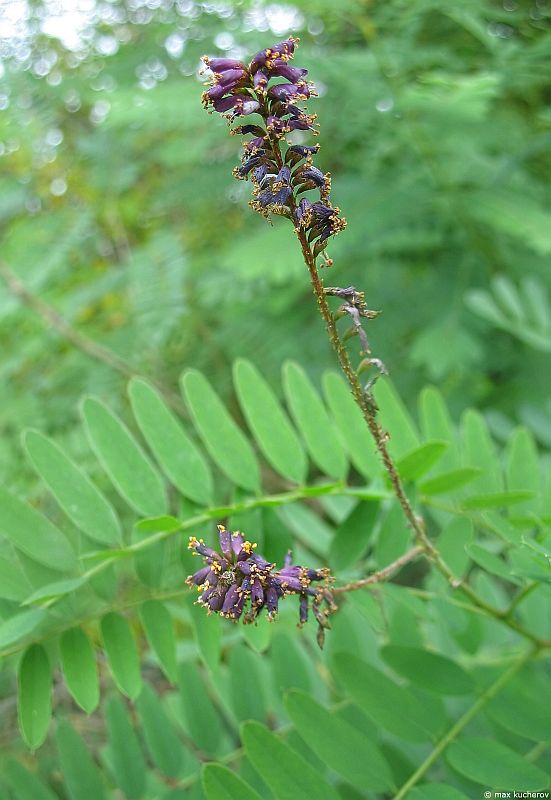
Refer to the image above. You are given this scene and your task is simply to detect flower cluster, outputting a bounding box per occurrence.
[186,525,336,647]
[201,36,346,265]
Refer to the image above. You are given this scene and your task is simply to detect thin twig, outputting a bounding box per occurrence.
[0,261,187,416]
[333,546,423,594]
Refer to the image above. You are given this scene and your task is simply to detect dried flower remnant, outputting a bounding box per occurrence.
[201,36,346,267]
[186,525,336,647]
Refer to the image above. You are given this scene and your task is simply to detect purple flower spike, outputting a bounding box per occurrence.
[186,527,334,647]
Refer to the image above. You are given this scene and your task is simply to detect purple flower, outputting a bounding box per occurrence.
[200,35,346,250]
[186,525,335,645]
[249,37,297,73]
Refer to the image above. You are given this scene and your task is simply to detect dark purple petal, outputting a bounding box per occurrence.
[231,532,244,554]
[288,144,320,158]
[204,57,247,73]
[300,166,326,187]
[253,69,269,90]
[270,62,308,82]
[273,574,304,592]
[187,565,211,586]
[254,164,269,183]
[218,525,232,559]
[276,165,291,183]
[236,560,252,576]
[266,586,279,618]
[221,584,239,614]
[299,595,309,625]
[251,578,264,607]
[249,37,297,73]
[213,94,241,113]
[215,68,248,85]
[269,83,310,102]
[279,565,302,578]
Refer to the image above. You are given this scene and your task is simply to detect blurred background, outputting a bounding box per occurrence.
[1,0,550,491]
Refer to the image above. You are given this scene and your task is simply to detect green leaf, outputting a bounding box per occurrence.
[0,486,76,571]
[330,499,379,570]
[202,764,263,800]
[285,690,394,792]
[59,627,99,714]
[437,517,473,577]
[56,720,107,800]
[461,490,535,509]
[486,674,551,742]
[136,683,184,778]
[82,396,167,517]
[396,441,448,482]
[323,371,380,479]
[135,514,181,533]
[18,644,52,750]
[178,661,221,754]
[3,759,58,800]
[228,645,267,722]
[506,426,541,517]
[0,608,46,650]
[419,467,481,495]
[189,600,221,669]
[106,696,147,800]
[0,556,31,601]
[465,543,521,584]
[282,361,347,481]
[446,736,549,790]
[22,576,88,606]
[460,409,502,492]
[129,378,213,505]
[331,653,433,741]
[233,359,307,484]
[24,430,121,545]
[139,600,177,683]
[241,720,341,800]
[418,387,459,470]
[271,631,312,694]
[409,784,470,800]
[374,500,411,567]
[372,379,419,458]
[181,369,260,492]
[100,612,142,699]
[381,646,475,695]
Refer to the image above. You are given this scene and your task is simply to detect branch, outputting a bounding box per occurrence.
[333,546,423,594]
[0,261,186,417]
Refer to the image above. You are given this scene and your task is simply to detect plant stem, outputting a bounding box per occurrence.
[393,646,537,800]
[333,546,423,594]
[294,229,436,552]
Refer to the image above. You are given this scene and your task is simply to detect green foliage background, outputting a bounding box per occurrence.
[0,1,550,799]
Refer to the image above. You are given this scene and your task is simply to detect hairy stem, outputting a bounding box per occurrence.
[333,546,423,594]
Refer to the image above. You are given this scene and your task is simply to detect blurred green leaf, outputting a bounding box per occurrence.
[139,599,177,683]
[234,359,307,484]
[82,396,167,517]
[100,612,142,699]
[129,378,213,505]
[202,764,262,800]
[60,627,99,714]
[283,361,347,481]
[181,369,260,492]
[18,644,52,750]
[241,720,340,800]
[446,736,549,790]
[381,646,474,695]
[56,720,107,800]
[24,430,121,545]
[0,486,76,571]
[106,695,147,800]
